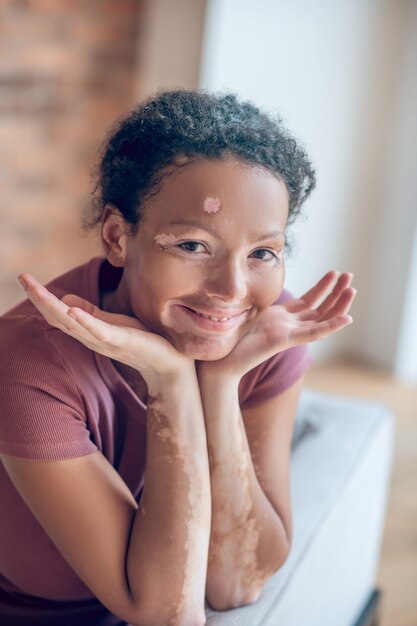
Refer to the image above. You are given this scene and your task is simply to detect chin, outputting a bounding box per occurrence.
[174,334,237,361]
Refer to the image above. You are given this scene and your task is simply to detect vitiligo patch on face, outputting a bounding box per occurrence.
[203,196,222,214]
[154,232,178,249]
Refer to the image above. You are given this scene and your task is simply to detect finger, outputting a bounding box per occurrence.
[18,274,145,361]
[289,270,339,311]
[65,306,130,347]
[320,287,357,320]
[19,273,69,316]
[296,276,355,320]
[315,273,354,316]
[297,309,322,322]
[283,297,309,314]
[63,294,145,331]
[18,274,110,347]
[290,314,353,344]
[62,294,98,315]
[18,274,84,336]
[63,294,114,324]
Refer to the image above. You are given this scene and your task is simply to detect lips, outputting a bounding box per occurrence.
[183,306,246,322]
[174,304,248,331]
[182,305,247,322]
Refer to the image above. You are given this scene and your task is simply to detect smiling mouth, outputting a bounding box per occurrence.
[185,308,235,322]
[182,306,246,322]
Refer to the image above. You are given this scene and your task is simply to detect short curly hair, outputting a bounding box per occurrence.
[86,89,316,253]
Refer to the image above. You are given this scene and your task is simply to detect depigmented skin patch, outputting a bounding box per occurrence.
[207,442,267,599]
[103,159,289,363]
[142,396,210,623]
[203,196,222,214]
[154,232,178,249]
[205,415,276,606]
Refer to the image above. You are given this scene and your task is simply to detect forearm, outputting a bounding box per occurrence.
[199,375,289,611]
[126,368,211,626]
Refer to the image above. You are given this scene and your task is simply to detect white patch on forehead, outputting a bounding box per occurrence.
[203,196,222,214]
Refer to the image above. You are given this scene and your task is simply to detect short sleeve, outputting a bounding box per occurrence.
[0,316,98,461]
[238,288,313,410]
[238,343,313,409]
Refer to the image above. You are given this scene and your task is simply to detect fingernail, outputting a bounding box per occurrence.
[16,276,28,291]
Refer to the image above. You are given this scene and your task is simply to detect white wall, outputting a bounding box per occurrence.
[199,0,417,374]
[390,1,417,383]
[396,223,417,383]
[343,0,417,377]
[135,0,207,95]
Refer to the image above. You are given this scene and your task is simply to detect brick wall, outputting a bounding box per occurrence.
[0,0,144,313]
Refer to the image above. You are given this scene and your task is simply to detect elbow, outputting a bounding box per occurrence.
[207,586,262,612]
[142,617,206,626]
[129,607,206,626]
[125,580,207,626]
[206,549,291,612]
[206,575,266,612]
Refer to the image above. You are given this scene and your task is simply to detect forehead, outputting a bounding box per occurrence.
[141,158,289,230]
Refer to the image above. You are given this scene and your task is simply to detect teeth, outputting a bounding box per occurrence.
[193,310,231,322]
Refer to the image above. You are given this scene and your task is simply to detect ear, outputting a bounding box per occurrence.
[101,206,129,268]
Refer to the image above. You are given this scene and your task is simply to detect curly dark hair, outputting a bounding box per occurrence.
[85,89,316,253]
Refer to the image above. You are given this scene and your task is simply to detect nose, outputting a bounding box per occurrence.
[203,257,248,302]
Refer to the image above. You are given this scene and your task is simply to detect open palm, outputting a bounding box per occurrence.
[199,271,356,378]
[17,274,191,382]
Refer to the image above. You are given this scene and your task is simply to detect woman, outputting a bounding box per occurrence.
[0,90,356,626]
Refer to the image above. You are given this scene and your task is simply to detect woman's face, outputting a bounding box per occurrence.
[108,158,289,361]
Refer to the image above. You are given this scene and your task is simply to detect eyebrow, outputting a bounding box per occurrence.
[165,220,286,244]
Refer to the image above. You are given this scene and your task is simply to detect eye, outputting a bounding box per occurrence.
[177,241,208,254]
[250,248,280,263]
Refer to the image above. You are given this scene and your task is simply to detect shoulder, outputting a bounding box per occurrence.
[0,312,52,368]
[0,312,85,410]
[0,256,105,376]
[0,307,98,461]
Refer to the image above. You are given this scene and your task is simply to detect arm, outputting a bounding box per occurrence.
[199,372,303,611]
[198,271,356,610]
[4,276,211,626]
[1,371,210,626]
[127,371,211,626]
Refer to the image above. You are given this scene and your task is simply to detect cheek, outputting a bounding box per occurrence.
[250,266,285,308]
[132,251,196,296]
[128,254,206,322]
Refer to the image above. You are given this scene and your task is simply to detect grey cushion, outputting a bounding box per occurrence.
[291,401,321,450]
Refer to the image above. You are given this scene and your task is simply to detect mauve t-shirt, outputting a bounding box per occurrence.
[0,256,312,625]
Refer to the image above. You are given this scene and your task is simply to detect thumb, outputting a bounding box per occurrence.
[62,294,100,316]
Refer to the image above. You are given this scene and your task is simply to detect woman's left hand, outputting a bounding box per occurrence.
[197,270,356,379]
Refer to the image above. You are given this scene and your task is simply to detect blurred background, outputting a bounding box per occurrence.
[0,0,416,624]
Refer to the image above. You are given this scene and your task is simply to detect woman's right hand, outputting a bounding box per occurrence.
[17,273,194,388]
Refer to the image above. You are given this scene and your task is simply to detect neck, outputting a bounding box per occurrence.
[99,277,148,404]
[100,279,131,316]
